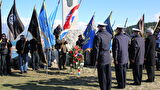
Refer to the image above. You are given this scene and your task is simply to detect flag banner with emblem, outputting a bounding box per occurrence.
[104,11,113,35]
[63,3,80,30]
[137,14,144,36]
[7,0,24,40]
[0,1,2,36]
[154,16,160,36]
[28,7,46,63]
[48,0,60,31]
[82,14,95,50]
[39,1,55,48]
[62,0,78,29]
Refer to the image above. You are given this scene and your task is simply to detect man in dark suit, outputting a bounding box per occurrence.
[145,28,156,82]
[93,23,112,90]
[112,26,130,89]
[129,28,145,85]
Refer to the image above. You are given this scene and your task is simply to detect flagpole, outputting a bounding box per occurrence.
[62,0,64,30]
[124,18,128,28]
[154,16,160,31]
[0,0,2,35]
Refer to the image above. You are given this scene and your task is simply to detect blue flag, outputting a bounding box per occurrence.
[39,1,55,48]
[82,15,95,50]
[104,11,113,35]
[48,0,60,31]
[60,30,68,40]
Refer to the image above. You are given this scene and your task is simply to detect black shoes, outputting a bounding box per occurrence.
[130,82,141,85]
[144,79,154,82]
[20,71,27,74]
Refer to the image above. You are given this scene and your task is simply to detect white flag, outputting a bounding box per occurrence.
[62,0,79,30]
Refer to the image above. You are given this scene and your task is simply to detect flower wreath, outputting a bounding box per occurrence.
[68,45,84,76]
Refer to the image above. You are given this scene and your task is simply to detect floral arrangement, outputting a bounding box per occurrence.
[68,45,84,76]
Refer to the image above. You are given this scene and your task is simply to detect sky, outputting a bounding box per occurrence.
[1,0,160,31]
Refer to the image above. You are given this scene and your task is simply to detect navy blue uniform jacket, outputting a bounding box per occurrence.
[112,32,130,65]
[93,30,112,66]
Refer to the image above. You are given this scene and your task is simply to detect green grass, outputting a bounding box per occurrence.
[0,64,160,90]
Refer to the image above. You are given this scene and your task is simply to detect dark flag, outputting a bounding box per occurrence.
[137,14,144,36]
[154,16,160,36]
[7,0,24,39]
[28,7,41,41]
[0,1,2,36]
[28,7,46,64]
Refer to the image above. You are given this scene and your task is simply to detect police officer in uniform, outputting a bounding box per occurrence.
[145,28,156,82]
[93,23,112,90]
[129,28,145,85]
[112,26,130,89]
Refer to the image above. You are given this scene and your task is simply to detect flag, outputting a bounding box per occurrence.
[154,16,160,36]
[104,11,113,35]
[48,0,60,31]
[7,0,24,39]
[28,7,41,41]
[137,14,144,36]
[39,1,55,48]
[62,0,79,28]
[0,1,2,36]
[63,3,80,30]
[82,14,95,50]
[60,30,68,40]
[28,7,46,63]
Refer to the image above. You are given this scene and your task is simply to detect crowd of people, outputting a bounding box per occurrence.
[0,23,160,90]
[0,24,69,75]
[93,23,158,90]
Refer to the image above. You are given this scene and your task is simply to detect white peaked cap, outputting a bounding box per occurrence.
[146,28,154,34]
[97,23,108,26]
[132,28,141,32]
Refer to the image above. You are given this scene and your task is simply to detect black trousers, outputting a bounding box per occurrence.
[6,55,11,74]
[146,65,155,82]
[132,64,143,85]
[59,53,66,69]
[0,54,7,75]
[31,51,40,70]
[115,64,127,88]
[97,64,111,90]
[84,51,91,66]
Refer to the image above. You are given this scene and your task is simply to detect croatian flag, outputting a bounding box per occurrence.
[63,4,80,30]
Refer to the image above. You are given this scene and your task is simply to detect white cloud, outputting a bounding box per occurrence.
[77,21,87,30]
